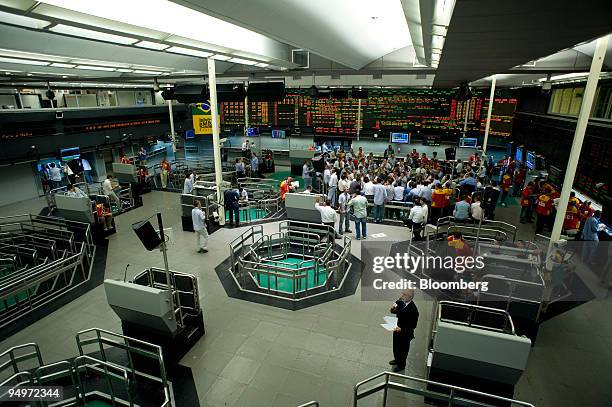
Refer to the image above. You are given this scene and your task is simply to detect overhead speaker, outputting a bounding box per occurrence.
[173,85,208,103]
[330,89,348,99]
[161,87,175,100]
[246,82,285,101]
[352,89,368,99]
[216,83,246,101]
[132,220,162,251]
[308,85,318,98]
[456,82,473,101]
[45,89,55,100]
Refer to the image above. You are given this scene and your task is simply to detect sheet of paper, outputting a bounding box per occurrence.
[384,316,398,325]
[380,323,396,332]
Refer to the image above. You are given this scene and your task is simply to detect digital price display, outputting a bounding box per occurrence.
[526,151,536,170]
[391,132,410,143]
[515,146,524,162]
[60,147,80,162]
[246,127,260,137]
[271,129,286,139]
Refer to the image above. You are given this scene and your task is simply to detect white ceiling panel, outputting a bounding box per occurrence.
[170,0,412,69]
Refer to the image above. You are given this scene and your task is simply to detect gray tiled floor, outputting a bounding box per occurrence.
[1,191,611,407]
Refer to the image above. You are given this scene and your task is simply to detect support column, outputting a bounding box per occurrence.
[207,58,225,226]
[168,99,176,152]
[549,35,608,244]
[244,94,249,132]
[482,75,497,157]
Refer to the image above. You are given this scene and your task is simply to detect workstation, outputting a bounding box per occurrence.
[0,1,611,406]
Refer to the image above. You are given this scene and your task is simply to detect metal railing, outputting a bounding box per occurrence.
[229,221,352,301]
[435,216,517,242]
[477,274,546,323]
[0,214,95,331]
[76,328,171,407]
[353,371,535,407]
[297,402,320,407]
[133,267,200,329]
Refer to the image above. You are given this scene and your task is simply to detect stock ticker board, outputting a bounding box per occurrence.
[219,88,517,137]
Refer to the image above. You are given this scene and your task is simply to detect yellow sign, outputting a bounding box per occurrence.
[191,102,219,135]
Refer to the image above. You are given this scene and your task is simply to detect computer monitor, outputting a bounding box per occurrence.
[246,127,260,137]
[60,147,80,162]
[271,129,286,139]
[526,151,536,170]
[515,146,524,162]
[185,129,195,140]
[391,132,410,144]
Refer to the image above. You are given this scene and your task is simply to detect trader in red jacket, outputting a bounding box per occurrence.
[520,182,535,223]
[535,193,554,235]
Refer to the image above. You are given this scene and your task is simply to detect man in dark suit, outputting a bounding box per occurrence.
[389,289,419,372]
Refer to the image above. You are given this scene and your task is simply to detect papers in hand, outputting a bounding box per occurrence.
[381,316,398,332]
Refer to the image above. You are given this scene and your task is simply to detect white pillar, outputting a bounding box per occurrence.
[168,99,176,152]
[482,75,496,156]
[207,58,225,225]
[244,94,249,132]
[549,35,608,244]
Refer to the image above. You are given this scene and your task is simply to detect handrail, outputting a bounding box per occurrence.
[296,402,320,407]
[353,371,535,407]
[436,300,516,335]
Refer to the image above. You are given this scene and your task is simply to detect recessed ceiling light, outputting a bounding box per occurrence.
[50,62,77,68]
[116,68,134,72]
[211,55,231,61]
[75,65,116,71]
[49,24,138,45]
[0,57,49,66]
[135,41,169,50]
[70,58,131,69]
[229,57,257,65]
[166,46,212,58]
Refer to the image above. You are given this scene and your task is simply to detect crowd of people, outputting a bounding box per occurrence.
[271,145,602,245]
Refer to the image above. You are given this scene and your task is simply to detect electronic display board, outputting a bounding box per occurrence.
[246,127,260,137]
[271,129,286,139]
[219,89,517,137]
[391,133,410,143]
[515,146,524,162]
[60,147,80,162]
[526,151,536,170]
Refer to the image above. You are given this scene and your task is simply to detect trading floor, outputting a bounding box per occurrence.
[0,187,610,407]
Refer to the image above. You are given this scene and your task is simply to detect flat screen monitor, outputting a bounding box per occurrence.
[526,151,536,170]
[459,137,478,148]
[246,127,260,137]
[60,147,80,162]
[271,129,286,139]
[391,132,410,144]
[185,129,195,139]
[515,147,524,162]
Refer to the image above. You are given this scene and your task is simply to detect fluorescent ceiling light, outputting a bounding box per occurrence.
[70,58,131,68]
[211,55,231,61]
[49,24,138,45]
[538,72,594,82]
[166,46,212,58]
[116,68,134,72]
[0,48,70,63]
[229,58,257,66]
[0,57,49,66]
[135,41,169,50]
[37,0,283,60]
[0,10,51,29]
[50,62,76,68]
[133,70,163,75]
[75,65,116,71]
[255,63,269,68]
